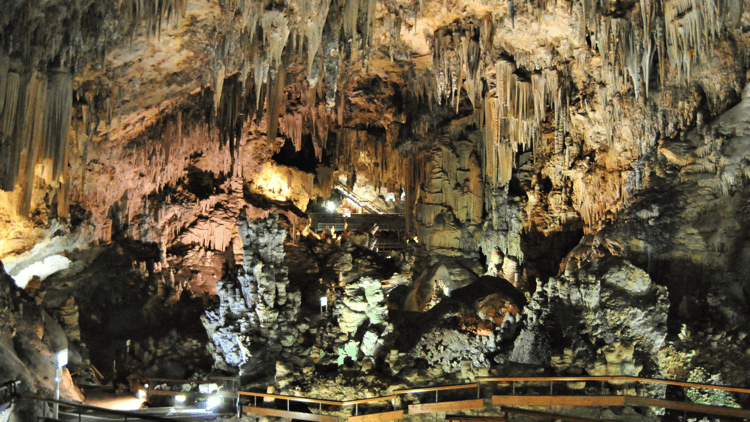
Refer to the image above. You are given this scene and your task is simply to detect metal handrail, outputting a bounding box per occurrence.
[20,395,174,422]
[1,380,21,406]
[118,374,750,421]
[477,375,750,395]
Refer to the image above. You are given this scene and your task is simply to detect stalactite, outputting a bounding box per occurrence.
[641,34,654,98]
[302,0,332,78]
[217,76,244,153]
[625,32,641,100]
[266,63,287,144]
[119,0,188,39]
[0,55,8,126]
[663,0,721,79]
[18,72,49,216]
[402,153,429,235]
[43,71,73,182]
[554,88,564,155]
[213,64,226,116]
[481,57,555,189]
[362,0,377,58]
[0,69,22,192]
[343,0,360,40]
[433,18,488,108]
[322,5,343,112]
[280,113,304,152]
[655,17,667,90]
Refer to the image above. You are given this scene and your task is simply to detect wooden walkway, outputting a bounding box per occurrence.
[142,375,750,421]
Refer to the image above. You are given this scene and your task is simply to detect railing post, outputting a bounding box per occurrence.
[550,381,553,395]
[355,403,359,415]
[512,381,515,395]
[287,399,290,411]
[435,390,439,403]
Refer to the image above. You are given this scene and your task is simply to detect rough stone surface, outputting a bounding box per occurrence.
[202,213,300,376]
[511,257,669,376]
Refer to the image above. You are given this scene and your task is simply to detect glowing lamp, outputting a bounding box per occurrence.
[443,287,450,297]
[320,296,328,313]
[175,395,186,404]
[325,201,336,212]
[137,389,146,399]
[56,349,68,368]
[54,349,68,419]
[206,396,222,409]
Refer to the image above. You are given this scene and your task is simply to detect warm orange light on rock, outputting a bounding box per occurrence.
[246,162,313,211]
[255,165,292,202]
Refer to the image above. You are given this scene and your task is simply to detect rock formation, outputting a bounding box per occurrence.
[202,212,300,375]
[512,257,669,377]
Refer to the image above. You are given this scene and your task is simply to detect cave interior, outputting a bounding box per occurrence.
[2,0,750,420]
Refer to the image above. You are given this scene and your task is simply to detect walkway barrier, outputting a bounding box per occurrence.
[455,407,614,422]
[30,373,748,421]
[1,380,21,407]
[21,395,175,422]
[238,391,341,422]
[344,396,402,422]
[237,391,402,422]
[144,376,237,408]
[394,384,483,415]
[445,415,507,422]
[480,375,750,419]
[234,375,750,421]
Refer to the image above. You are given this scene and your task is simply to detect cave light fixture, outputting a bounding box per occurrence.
[206,395,222,410]
[325,200,336,212]
[444,287,450,297]
[54,349,68,419]
[320,296,328,313]
[199,383,218,394]
[174,394,187,404]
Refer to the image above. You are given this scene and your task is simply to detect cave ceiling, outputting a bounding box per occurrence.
[1,0,750,294]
